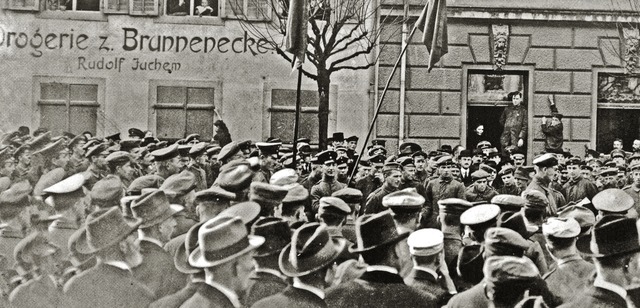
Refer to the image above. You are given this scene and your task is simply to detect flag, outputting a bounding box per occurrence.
[285,0,309,69]
[415,0,448,72]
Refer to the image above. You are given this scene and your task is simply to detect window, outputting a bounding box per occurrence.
[224,0,270,20]
[38,82,99,136]
[44,0,100,11]
[269,89,319,143]
[153,86,216,140]
[7,0,40,11]
[164,0,212,16]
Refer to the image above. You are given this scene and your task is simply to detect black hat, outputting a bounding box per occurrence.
[398,142,422,155]
[151,144,179,161]
[459,149,473,158]
[332,132,344,142]
[256,142,281,156]
[316,150,338,165]
[105,133,121,142]
[349,210,409,253]
[128,128,144,139]
[251,217,292,257]
[371,139,386,147]
[346,136,359,142]
[532,153,558,168]
[578,215,640,257]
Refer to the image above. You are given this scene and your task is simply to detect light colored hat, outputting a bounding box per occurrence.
[542,217,581,238]
[407,228,443,256]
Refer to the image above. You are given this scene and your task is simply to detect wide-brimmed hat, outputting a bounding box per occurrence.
[496,211,537,239]
[349,210,410,253]
[76,207,142,254]
[251,217,292,257]
[279,222,346,277]
[174,221,205,274]
[188,215,264,268]
[578,214,640,257]
[130,190,184,229]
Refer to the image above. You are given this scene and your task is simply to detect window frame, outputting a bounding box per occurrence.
[32,76,106,136]
[223,0,271,21]
[262,81,338,144]
[148,79,223,140]
[6,0,40,11]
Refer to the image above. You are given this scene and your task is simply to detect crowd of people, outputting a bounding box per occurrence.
[0,122,638,308]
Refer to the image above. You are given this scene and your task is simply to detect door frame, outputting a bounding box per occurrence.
[462,64,535,163]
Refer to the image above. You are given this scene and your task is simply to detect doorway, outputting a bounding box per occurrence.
[467,106,504,149]
[596,108,640,153]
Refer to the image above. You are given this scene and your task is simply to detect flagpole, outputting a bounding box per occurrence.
[347,20,421,186]
[292,67,303,166]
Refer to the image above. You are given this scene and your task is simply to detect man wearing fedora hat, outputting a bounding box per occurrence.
[63,207,155,308]
[252,222,347,308]
[326,211,437,308]
[130,189,187,299]
[560,215,640,308]
[541,217,594,304]
[243,217,291,307]
[181,215,264,308]
[9,232,62,308]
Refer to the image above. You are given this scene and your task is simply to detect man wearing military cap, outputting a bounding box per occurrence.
[354,154,384,213]
[32,139,72,196]
[310,150,346,213]
[82,143,109,190]
[0,182,34,265]
[592,188,637,219]
[422,156,465,229]
[404,228,457,306]
[128,127,145,140]
[437,198,472,267]
[0,148,16,189]
[63,208,155,308]
[541,217,594,303]
[397,156,428,199]
[181,215,264,308]
[497,165,521,196]
[160,170,200,236]
[217,141,245,166]
[335,156,349,184]
[243,217,291,307]
[105,151,136,188]
[186,142,209,189]
[130,189,186,299]
[623,161,640,214]
[12,144,38,186]
[325,211,437,308]
[527,153,566,216]
[598,167,619,190]
[252,142,281,184]
[561,216,640,308]
[382,188,423,233]
[465,170,498,203]
[43,174,85,258]
[193,186,236,221]
[278,184,309,227]
[9,232,61,308]
[66,134,88,175]
[151,144,184,179]
[332,187,362,243]
[364,162,403,214]
[562,157,598,204]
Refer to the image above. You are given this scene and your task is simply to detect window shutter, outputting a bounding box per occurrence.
[104,0,128,13]
[223,0,241,17]
[246,0,269,20]
[7,0,39,11]
[130,0,157,16]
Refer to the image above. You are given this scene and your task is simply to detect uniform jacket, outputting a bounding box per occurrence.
[12,163,39,186]
[404,268,450,307]
[527,175,566,216]
[325,270,437,308]
[526,238,549,275]
[364,183,398,214]
[180,282,238,308]
[543,255,595,304]
[9,275,60,308]
[132,239,187,299]
[464,184,498,203]
[497,183,521,196]
[82,164,107,190]
[48,217,78,257]
[558,286,628,308]
[150,277,206,308]
[243,270,288,307]
[33,167,67,196]
[445,282,487,308]
[354,175,381,215]
[499,104,527,148]
[541,122,564,151]
[562,177,598,204]
[310,175,346,212]
[623,184,640,215]
[423,177,465,228]
[443,229,463,269]
[67,155,89,175]
[63,261,155,308]
[251,286,327,308]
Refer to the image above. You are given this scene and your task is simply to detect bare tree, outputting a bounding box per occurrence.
[228,0,403,148]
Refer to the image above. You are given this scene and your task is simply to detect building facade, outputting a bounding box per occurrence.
[376,0,639,158]
[0,0,372,143]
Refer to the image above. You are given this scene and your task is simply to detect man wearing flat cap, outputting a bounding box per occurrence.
[422,156,465,229]
[105,151,137,188]
[243,217,291,307]
[130,190,186,299]
[383,188,424,233]
[592,188,638,219]
[316,197,356,263]
[497,166,521,196]
[278,184,310,227]
[562,157,598,204]
[63,208,155,308]
[252,222,346,308]
[541,217,594,304]
[364,162,403,214]
[404,228,457,306]
[151,144,184,180]
[326,211,437,308]
[310,150,346,213]
[597,167,619,191]
[465,170,498,203]
[527,153,566,216]
[561,216,640,308]
[181,215,264,308]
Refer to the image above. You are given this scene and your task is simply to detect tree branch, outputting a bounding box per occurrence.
[328,45,375,71]
[328,30,370,57]
[330,61,376,73]
[273,47,318,80]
